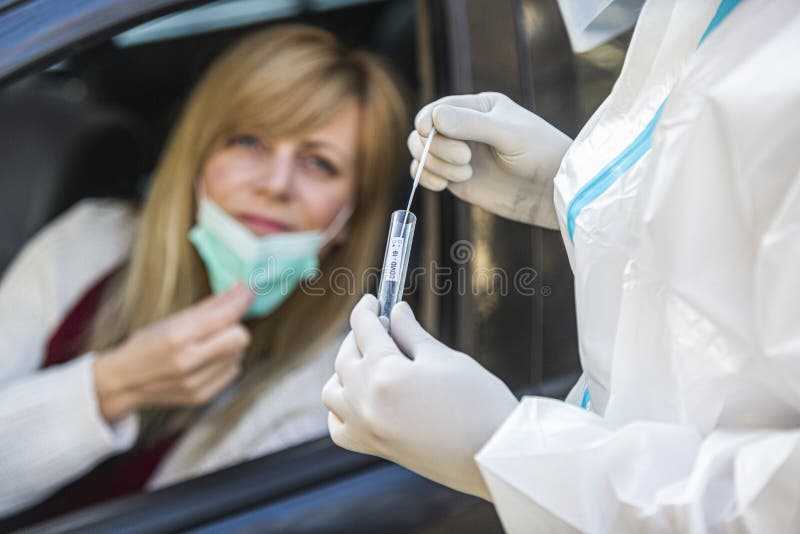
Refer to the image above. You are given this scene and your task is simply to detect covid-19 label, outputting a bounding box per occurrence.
[383,237,405,282]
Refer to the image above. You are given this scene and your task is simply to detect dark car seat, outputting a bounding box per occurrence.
[0,86,148,276]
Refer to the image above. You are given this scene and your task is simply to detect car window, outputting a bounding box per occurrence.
[114,0,385,46]
[0,0,418,527]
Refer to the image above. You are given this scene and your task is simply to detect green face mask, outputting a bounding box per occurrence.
[189,198,329,318]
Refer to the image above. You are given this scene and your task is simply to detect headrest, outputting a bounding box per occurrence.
[0,88,147,274]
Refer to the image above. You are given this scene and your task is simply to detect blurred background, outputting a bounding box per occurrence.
[0,0,630,531]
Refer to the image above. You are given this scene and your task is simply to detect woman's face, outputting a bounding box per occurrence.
[200,101,360,237]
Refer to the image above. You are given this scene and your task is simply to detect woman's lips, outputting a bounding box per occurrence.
[237,213,289,235]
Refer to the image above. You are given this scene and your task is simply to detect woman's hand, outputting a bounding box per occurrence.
[322,295,519,500]
[409,92,571,229]
[93,284,253,423]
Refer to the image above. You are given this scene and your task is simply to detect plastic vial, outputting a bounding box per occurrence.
[377,210,416,321]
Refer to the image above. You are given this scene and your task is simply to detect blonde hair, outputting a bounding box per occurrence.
[90,25,408,445]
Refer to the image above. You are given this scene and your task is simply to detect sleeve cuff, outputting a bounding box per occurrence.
[78,352,139,452]
[474,397,602,532]
[0,352,140,514]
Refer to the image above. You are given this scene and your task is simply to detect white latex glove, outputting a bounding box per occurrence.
[322,294,519,500]
[409,92,571,229]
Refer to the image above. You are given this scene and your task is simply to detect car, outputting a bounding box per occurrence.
[0,0,627,531]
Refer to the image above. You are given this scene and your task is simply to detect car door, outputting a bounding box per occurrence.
[0,0,589,531]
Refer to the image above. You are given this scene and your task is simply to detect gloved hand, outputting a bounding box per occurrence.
[409,92,571,229]
[322,295,519,500]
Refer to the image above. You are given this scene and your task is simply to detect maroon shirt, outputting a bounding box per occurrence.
[3,269,182,528]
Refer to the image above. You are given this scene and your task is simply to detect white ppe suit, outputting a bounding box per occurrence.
[475,0,800,532]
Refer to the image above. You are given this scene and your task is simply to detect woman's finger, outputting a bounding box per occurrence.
[183,354,242,393]
[172,284,253,342]
[136,354,241,404]
[189,324,251,368]
[191,360,242,404]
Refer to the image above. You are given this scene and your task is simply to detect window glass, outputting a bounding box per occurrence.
[519,0,631,135]
[114,0,384,46]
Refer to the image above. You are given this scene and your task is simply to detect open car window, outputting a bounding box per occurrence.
[0,0,602,531]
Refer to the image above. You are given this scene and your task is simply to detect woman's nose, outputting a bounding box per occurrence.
[257,147,295,199]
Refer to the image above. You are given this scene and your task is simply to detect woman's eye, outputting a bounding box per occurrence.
[303,155,338,176]
[229,134,264,150]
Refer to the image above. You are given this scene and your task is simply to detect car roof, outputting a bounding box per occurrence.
[0,0,202,84]
[0,0,384,85]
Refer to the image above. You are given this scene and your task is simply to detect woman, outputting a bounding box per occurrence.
[0,24,407,517]
[323,0,800,532]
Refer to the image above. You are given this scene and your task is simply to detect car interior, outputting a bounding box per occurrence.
[0,0,418,276]
[0,0,630,531]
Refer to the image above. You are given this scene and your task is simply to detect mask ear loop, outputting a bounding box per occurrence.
[320,203,355,249]
[193,182,206,213]
[195,176,353,247]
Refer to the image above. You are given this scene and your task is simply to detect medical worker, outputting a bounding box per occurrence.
[323,0,800,531]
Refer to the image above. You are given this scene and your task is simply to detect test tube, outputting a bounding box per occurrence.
[377,209,416,321]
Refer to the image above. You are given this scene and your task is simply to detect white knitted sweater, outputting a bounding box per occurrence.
[0,199,336,516]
